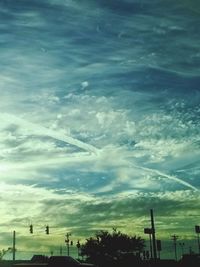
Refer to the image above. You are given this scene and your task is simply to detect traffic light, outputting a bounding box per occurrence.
[29,224,33,234]
[195,225,200,233]
[45,225,49,234]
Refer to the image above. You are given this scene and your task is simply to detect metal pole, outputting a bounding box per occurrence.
[149,234,153,259]
[65,233,71,256]
[150,209,157,260]
[195,226,200,254]
[171,235,178,261]
[77,240,80,259]
[179,242,185,257]
[60,246,63,256]
[175,240,177,261]
[158,250,160,259]
[13,231,16,262]
[67,242,69,256]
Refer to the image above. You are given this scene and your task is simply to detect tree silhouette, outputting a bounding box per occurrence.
[80,229,144,266]
[0,247,12,260]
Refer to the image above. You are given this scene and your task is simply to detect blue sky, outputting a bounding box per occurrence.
[0,0,200,259]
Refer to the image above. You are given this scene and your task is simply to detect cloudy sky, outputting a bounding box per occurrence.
[0,0,200,259]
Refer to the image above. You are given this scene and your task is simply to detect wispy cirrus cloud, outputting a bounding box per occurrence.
[0,0,200,258]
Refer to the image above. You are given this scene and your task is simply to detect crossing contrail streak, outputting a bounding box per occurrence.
[0,113,198,192]
[130,163,198,191]
[0,113,99,154]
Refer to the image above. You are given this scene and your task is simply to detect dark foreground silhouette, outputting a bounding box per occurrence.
[0,254,200,267]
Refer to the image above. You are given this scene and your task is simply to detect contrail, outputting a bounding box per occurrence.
[0,152,98,172]
[130,163,198,191]
[0,113,197,192]
[0,113,99,154]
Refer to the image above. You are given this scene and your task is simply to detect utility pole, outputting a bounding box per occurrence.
[179,242,185,257]
[195,225,200,254]
[77,240,81,259]
[60,246,63,256]
[65,233,71,256]
[150,209,157,260]
[171,234,179,261]
[13,231,16,262]
[156,240,162,259]
[144,228,153,259]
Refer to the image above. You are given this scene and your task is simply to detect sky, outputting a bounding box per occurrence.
[0,0,200,260]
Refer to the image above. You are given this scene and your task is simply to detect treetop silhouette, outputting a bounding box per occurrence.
[80,228,145,266]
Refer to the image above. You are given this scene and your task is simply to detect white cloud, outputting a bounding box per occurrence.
[0,113,98,154]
